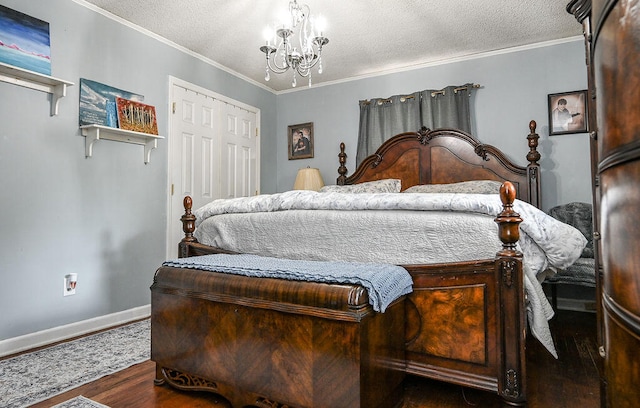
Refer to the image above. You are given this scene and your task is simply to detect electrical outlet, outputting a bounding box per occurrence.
[64,273,77,296]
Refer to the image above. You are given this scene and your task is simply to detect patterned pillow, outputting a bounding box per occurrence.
[402,180,502,194]
[320,179,402,193]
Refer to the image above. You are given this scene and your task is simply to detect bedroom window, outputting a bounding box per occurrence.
[356,83,477,166]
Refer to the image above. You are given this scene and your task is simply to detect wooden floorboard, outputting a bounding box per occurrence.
[29,310,601,408]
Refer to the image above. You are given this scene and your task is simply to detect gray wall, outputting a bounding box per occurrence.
[0,0,276,340]
[276,40,592,212]
[0,0,591,341]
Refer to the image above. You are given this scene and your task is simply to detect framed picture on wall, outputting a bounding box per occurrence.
[548,90,588,135]
[288,122,314,160]
[0,5,51,75]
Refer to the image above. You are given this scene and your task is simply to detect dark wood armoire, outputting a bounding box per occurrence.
[567,1,640,407]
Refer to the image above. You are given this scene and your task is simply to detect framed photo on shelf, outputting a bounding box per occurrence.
[288,122,314,160]
[548,90,588,135]
[79,79,144,127]
[116,97,158,135]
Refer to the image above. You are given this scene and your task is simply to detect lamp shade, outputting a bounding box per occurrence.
[293,167,325,191]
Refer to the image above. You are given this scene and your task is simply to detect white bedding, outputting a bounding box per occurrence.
[193,190,587,357]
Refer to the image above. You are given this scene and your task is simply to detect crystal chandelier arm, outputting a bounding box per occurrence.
[270,43,294,73]
[294,36,327,77]
[261,34,293,74]
[265,53,292,74]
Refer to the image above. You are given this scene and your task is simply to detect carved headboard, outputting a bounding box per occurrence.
[337,120,541,208]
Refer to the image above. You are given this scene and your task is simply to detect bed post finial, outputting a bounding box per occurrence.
[526,120,541,209]
[181,196,197,244]
[495,182,522,256]
[337,142,348,185]
[526,120,540,165]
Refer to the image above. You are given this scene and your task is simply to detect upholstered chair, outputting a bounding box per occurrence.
[545,202,596,310]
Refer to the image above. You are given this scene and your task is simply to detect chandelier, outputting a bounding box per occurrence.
[259,0,329,88]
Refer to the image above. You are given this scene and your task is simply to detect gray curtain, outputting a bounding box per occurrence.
[420,84,472,132]
[356,92,421,166]
[356,83,474,166]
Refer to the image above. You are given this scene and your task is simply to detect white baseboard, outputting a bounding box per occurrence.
[0,304,150,358]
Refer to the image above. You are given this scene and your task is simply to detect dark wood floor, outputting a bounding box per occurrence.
[30,310,601,408]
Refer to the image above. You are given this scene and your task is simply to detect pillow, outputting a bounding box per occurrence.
[319,179,401,193]
[402,180,502,194]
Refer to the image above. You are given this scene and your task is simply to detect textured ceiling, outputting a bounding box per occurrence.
[80,0,582,92]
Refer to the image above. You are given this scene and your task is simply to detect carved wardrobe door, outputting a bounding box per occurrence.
[577,0,640,406]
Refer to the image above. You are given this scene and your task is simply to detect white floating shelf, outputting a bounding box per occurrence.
[81,124,165,164]
[0,62,74,116]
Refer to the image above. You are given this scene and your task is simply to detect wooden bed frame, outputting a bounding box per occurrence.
[152,121,542,407]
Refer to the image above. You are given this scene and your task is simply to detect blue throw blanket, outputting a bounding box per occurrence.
[163,254,413,313]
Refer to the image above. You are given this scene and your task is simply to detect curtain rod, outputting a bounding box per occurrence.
[360,83,481,105]
[360,94,416,106]
[431,83,481,97]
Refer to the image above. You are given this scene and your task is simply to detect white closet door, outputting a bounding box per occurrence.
[166,79,259,259]
[220,103,258,198]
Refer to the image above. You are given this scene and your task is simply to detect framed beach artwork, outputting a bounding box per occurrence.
[548,90,588,135]
[288,122,314,160]
[79,78,144,128]
[0,5,51,75]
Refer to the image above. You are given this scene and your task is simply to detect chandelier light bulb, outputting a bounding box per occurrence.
[313,14,327,37]
[262,27,273,46]
[278,9,291,30]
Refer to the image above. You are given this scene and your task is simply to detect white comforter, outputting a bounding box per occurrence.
[193,190,587,357]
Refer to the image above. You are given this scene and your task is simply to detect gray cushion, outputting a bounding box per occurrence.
[545,257,596,286]
[548,202,594,258]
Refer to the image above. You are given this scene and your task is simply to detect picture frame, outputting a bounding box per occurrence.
[79,79,144,128]
[288,122,314,160]
[0,5,51,75]
[116,97,158,135]
[548,90,588,135]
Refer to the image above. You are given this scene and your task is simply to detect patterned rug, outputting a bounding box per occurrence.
[0,319,150,408]
[51,396,111,408]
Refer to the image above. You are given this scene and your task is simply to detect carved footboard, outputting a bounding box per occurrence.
[151,268,406,408]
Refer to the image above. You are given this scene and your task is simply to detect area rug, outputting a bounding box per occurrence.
[51,396,111,408]
[0,319,150,408]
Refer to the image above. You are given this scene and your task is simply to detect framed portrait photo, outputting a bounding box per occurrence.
[548,90,588,135]
[288,122,314,160]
